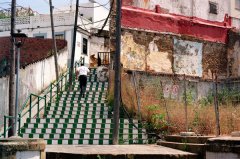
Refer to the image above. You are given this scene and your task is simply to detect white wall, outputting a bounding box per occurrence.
[75,32,90,67]
[0,48,68,131]
[0,12,92,67]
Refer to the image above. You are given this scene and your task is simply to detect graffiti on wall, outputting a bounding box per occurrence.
[173,39,203,77]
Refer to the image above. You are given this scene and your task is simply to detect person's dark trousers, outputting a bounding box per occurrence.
[79,75,87,97]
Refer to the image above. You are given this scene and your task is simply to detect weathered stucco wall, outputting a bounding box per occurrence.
[121,29,228,78]
[173,39,203,77]
[227,30,240,78]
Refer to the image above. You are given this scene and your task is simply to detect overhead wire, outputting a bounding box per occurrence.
[96,0,113,36]
[78,1,110,9]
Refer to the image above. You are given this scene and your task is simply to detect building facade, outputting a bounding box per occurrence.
[123,0,240,28]
[0,2,110,67]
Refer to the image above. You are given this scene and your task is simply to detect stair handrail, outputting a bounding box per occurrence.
[0,67,73,138]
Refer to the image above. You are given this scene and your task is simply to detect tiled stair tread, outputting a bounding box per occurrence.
[49,103,107,106]
[59,94,106,97]
[46,106,109,111]
[21,128,143,134]
[21,133,145,138]
[46,114,110,118]
[58,97,106,100]
[57,99,107,103]
[24,123,142,129]
[55,100,107,104]
[46,111,109,116]
[46,110,109,114]
[27,118,140,124]
[60,91,106,95]
[45,139,147,145]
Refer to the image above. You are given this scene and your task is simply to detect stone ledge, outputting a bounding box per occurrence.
[207,137,240,153]
[0,138,46,152]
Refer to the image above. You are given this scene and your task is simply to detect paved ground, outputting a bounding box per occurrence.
[46,144,194,156]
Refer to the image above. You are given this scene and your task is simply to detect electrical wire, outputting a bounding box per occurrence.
[78,1,110,9]
[96,0,113,36]
[79,14,88,31]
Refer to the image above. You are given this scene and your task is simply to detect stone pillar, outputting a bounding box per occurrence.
[0,138,46,159]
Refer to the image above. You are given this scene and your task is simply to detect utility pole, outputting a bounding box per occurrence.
[113,0,122,145]
[8,0,16,137]
[49,0,59,83]
[69,0,79,90]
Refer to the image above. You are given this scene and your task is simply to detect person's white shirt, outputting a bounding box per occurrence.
[77,66,90,76]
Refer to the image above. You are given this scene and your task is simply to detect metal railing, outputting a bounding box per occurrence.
[0,61,81,138]
[98,52,110,66]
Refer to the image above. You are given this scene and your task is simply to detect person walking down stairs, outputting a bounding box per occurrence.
[76,63,90,98]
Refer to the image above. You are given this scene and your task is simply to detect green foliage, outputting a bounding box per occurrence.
[182,89,195,105]
[145,104,168,132]
[199,87,240,106]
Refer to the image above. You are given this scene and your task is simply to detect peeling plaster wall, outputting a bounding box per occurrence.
[121,29,228,78]
[173,39,203,77]
[122,30,173,73]
[227,30,240,77]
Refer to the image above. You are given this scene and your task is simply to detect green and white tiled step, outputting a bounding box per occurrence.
[44,139,146,145]
[46,105,109,112]
[23,123,142,130]
[57,96,106,102]
[46,110,109,116]
[21,133,144,140]
[21,127,144,135]
[49,103,108,107]
[72,81,108,86]
[71,87,107,91]
[55,100,106,104]
[26,118,140,124]
[46,114,109,119]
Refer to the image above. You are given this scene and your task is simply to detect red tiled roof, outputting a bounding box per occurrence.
[0,37,67,67]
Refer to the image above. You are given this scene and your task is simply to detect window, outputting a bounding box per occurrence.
[55,34,64,40]
[209,2,218,14]
[82,38,88,55]
[34,36,44,39]
[33,33,47,39]
[236,0,240,10]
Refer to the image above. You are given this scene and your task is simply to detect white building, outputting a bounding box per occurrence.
[131,0,240,28]
[0,2,110,67]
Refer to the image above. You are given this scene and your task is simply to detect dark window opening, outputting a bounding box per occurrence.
[35,36,44,39]
[55,34,64,40]
[82,38,88,55]
[209,2,218,14]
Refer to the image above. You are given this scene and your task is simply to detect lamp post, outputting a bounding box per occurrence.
[12,30,27,136]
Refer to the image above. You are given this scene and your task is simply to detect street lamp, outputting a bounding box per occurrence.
[12,30,27,136]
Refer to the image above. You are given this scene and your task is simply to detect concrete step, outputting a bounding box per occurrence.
[164,135,214,144]
[46,145,198,158]
[157,140,206,154]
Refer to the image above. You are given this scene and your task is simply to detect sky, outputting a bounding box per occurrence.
[0,0,110,14]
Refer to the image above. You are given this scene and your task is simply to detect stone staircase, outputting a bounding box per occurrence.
[20,68,147,145]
